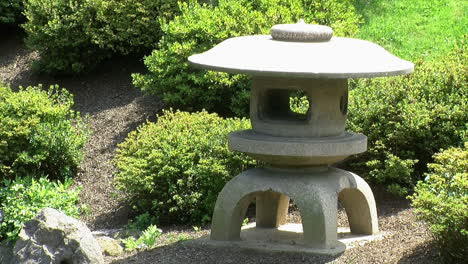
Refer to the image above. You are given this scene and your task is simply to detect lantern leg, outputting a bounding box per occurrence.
[338,172,379,235]
[256,191,289,228]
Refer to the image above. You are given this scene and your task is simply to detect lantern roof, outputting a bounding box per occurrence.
[188,21,414,78]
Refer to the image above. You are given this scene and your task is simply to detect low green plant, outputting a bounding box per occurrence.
[0,176,82,242]
[126,212,157,231]
[410,143,468,262]
[121,224,162,251]
[346,39,467,194]
[0,84,88,181]
[165,233,193,244]
[133,0,361,117]
[114,110,255,224]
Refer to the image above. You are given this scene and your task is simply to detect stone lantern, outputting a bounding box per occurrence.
[188,21,413,254]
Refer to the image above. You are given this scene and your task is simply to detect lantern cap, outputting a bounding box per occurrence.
[270,19,333,42]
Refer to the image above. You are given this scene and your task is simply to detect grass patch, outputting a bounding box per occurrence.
[354,0,467,61]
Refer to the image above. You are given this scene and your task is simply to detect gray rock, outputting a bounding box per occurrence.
[12,208,104,264]
[96,236,123,256]
[0,241,14,264]
[92,228,141,240]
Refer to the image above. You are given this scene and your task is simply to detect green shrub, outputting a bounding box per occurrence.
[114,110,255,224]
[0,0,23,24]
[346,39,467,195]
[0,84,88,180]
[22,0,106,74]
[410,143,468,262]
[126,212,157,231]
[132,0,361,117]
[22,0,194,74]
[83,0,189,55]
[0,176,82,242]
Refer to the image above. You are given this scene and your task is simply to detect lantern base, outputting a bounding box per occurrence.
[194,224,386,256]
[210,167,378,253]
[228,130,367,166]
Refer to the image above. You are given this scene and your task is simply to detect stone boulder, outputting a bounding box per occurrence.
[12,208,104,264]
[95,236,123,256]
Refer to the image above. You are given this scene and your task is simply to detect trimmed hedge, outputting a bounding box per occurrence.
[0,84,88,181]
[83,0,185,55]
[410,143,468,262]
[114,110,255,224]
[22,0,195,74]
[132,0,361,117]
[346,38,467,195]
[22,0,106,74]
[0,176,82,242]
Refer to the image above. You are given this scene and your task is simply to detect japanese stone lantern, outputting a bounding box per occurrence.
[189,20,413,254]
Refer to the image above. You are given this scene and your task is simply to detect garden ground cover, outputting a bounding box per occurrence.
[0,26,447,263]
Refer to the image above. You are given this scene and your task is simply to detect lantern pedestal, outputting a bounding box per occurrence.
[210,167,378,254]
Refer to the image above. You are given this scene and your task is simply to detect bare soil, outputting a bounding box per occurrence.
[0,28,445,264]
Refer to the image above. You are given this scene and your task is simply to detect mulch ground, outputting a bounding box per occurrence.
[0,27,446,264]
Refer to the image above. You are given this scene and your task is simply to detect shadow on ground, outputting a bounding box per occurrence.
[111,241,339,264]
[397,240,443,264]
[371,184,411,218]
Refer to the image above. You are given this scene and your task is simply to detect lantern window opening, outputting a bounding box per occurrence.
[259,88,311,124]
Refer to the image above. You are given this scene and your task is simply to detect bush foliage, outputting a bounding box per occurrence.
[0,176,82,242]
[22,0,106,74]
[410,143,468,262]
[114,110,255,224]
[83,0,186,55]
[22,0,193,74]
[0,84,88,181]
[0,0,23,24]
[133,0,361,117]
[346,39,467,195]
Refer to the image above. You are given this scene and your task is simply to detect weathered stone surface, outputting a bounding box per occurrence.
[12,208,104,264]
[0,241,13,264]
[210,167,378,254]
[270,20,333,42]
[96,236,123,256]
[188,35,414,79]
[250,78,349,138]
[229,130,366,166]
